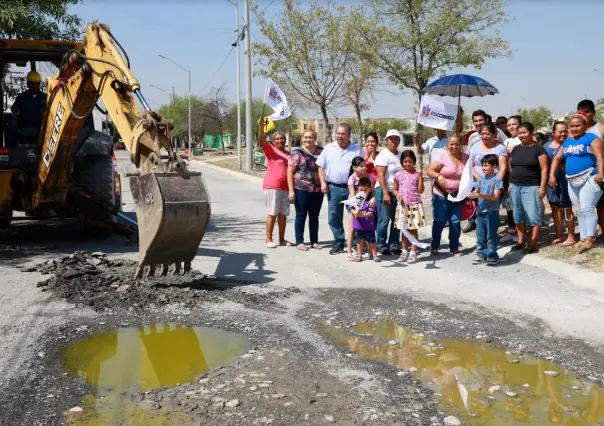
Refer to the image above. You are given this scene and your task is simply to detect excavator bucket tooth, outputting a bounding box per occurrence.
[130,169,210,278]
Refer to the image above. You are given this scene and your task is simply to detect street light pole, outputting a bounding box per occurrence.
[227,0,243,170]
[149,84,173,103]
[244,0,253,172]
[158,54,192,161]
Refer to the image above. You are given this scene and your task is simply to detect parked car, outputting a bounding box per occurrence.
[115,139,126,150]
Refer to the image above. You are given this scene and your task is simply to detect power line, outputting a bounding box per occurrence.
[196,47,235,97]
[250,0,278,25]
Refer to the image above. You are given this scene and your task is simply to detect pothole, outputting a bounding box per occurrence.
[62,323,248,424]
[319,319,604,425]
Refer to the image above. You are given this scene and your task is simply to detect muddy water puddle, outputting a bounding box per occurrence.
[62,323,247,425]
[320,319,604,425]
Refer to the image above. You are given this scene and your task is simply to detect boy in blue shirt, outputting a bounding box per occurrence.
[469,154,504,265]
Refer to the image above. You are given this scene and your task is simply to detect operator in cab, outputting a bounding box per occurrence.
[10,71,47,138]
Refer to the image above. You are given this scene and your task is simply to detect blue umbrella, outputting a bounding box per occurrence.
[423,74,499,98]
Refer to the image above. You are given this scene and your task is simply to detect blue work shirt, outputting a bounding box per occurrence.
[316,142,361,185]
[562,133,599,176]
[11,90,47,130]
[473,174,503,213]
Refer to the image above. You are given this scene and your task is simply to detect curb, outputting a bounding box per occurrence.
[456,232,603,285]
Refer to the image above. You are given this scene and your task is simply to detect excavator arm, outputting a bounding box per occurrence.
[34,22,211,278]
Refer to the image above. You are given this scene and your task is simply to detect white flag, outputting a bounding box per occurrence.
[417,95,458,131]
[264,78,291,121]
[341,191,367,208]
[448,156,474,202]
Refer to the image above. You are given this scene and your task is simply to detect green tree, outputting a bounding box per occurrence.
[253,0,355,142]
[516,106,554,131]
[353,0,512,103]
[0,0,82,40]
[1,0,83,96]
[159,95,208,146]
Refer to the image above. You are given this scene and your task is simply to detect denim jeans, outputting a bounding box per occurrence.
[431,193,462,251]
[376,187,399,250]
[510,184,542,226]
[476,211,500,260]
[326,183,348,248]
[567,176,603,239]
[294,190,324,245]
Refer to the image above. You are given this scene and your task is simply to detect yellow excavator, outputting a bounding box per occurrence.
[0,22,211,278]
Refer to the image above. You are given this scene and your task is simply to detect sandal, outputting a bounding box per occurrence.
[354,255,362,262]
[311,243,321,250]
[522,246,539,254]
[345,254,356,261]
[561,240,577,247]
[279,240,293,247]
[510,243,524,251]
[551,238,564,245]
[266,241,277,249]
[297,244,308,251]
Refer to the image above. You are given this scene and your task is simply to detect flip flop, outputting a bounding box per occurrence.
[279,240,293,247]
[561,240,577,247]
[296,244,308,251]
[266,241,277,248]
[311,243,321,250]
[551,238,564,245]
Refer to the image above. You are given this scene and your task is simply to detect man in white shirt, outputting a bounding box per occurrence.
[317,123,362,254]
[466,110,507,152]
[374,129,403,255]
[415,128,448,165]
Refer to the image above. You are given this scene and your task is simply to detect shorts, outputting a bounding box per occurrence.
[547,171,572,208]
[510,184,542,226]
[264,189,290,216]
[353,229,376,243]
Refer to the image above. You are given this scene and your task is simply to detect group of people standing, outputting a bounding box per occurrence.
[258,99,603,264]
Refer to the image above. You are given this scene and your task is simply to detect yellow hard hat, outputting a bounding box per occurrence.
[26,71,41,83]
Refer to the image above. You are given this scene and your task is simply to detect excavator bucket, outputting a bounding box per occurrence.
[130,168,211,278]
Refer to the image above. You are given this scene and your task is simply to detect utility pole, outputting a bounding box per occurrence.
[227,0,242,170]
[244,0,253,172]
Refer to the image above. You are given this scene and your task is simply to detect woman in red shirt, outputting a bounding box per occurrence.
[259,121,290,248]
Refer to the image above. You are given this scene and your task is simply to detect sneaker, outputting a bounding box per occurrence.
[373,255,382,263]
[398,249,409,262]
[473,257,486,264]
[430,248,439,256]
[451,249,463,257]
[329,246,344,255]
[486,258,499,265]
[407,250,418,264]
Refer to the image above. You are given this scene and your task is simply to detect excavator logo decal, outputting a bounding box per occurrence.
[42,102,65,168]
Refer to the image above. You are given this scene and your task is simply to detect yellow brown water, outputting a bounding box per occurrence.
[319,319,604,425]
[62,323,247,425]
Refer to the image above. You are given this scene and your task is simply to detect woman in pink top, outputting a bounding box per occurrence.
[426,134,469,256]
[363,132,379,180]
[259,119,290,248]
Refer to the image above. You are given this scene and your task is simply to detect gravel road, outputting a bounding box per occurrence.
[0,150,603,425]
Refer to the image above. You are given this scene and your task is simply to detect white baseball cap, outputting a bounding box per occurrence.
[385,129,401,140]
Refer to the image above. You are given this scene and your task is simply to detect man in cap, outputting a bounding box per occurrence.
[11,71,47,138]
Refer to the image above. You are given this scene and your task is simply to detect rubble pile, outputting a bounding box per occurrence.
[27,251,292,312]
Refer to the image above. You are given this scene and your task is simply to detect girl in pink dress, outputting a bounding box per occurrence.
[393,150,425,264]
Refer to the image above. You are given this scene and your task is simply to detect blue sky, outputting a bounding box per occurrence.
[68,0,604,120]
